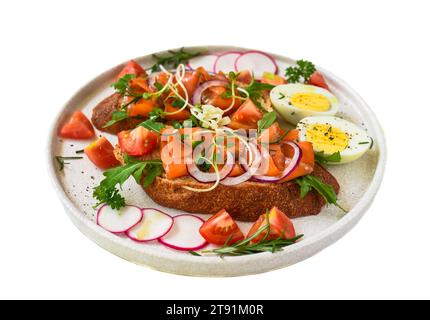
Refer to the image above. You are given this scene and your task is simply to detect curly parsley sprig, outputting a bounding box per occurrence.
[285,59,316,83]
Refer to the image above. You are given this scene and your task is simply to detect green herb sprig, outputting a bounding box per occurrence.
[93,157,164,210]
[137,108,165,134]
[55,156,83,171]
[314,151,341,165]
[191,213,303,257]
[285,59,316,83]
[243,80,275,109]
[150,48,200,73]
[257,111,277,135]
[296,175,347,213]
[102,110,129,128]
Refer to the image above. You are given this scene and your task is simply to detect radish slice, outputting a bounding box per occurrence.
[126,208,173,242]
[159,214,208,251]
[235,51,278,78]
[97,205,142,233]
[213,51,241,73]
[188,54,219,71]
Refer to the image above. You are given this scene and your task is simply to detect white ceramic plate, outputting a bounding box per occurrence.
[47,46,386,277]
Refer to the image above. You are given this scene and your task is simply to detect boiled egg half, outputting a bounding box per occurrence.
[297,116,372,164]
[270,83,339,124]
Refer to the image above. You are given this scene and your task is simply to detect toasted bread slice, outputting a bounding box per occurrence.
[143,164,339,221]
[113,142,339,221]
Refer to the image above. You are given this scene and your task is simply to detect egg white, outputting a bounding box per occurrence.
[297,116,372,164]
[270,83,339,124]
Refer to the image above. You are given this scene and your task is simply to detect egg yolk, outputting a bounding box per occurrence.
[305,124,349,154]
[291,92,331,111]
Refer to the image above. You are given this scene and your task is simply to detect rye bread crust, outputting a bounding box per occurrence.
[144,164,340,221]
[91,93,142,134]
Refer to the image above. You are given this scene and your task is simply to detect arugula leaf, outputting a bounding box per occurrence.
[314,151,341,165]
[93,159,163,210]
[285,59,316,83]
[150,48,200,72]
[257,111,277,134]
[136,108,165,134]
[111,74,136,95]
[148,107,164,118]
[143,164,163,187]
[102,111,129,128]
[132,165,146,184]
[296,175,347,213]
[139,117,165,134]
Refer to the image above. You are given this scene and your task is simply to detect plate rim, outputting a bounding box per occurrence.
[47,45,387,276]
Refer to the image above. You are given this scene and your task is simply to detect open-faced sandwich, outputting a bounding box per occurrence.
[56,49,373,256]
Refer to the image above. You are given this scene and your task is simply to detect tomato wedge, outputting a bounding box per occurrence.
[84,136,119,169]
[59,111,95,139]
[118,126,159,156]
[199,209,245,245]
[308,72,329,90]
[228,99,263,130]
[116,60,146,80]
[246,207,296,244]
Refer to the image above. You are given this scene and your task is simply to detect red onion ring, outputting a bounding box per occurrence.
[187,151,234,183]
[252,141,302,183]
[221,143,262,186]
[192,80,229,105]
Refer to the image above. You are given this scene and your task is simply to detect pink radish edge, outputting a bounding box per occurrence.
[158,214,208,251]
[213,51,242,73]
[234,50,279,75]
[96,204,143,234]
[125,208,174,242]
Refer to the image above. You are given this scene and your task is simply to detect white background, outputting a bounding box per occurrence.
[1,0,429,300]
